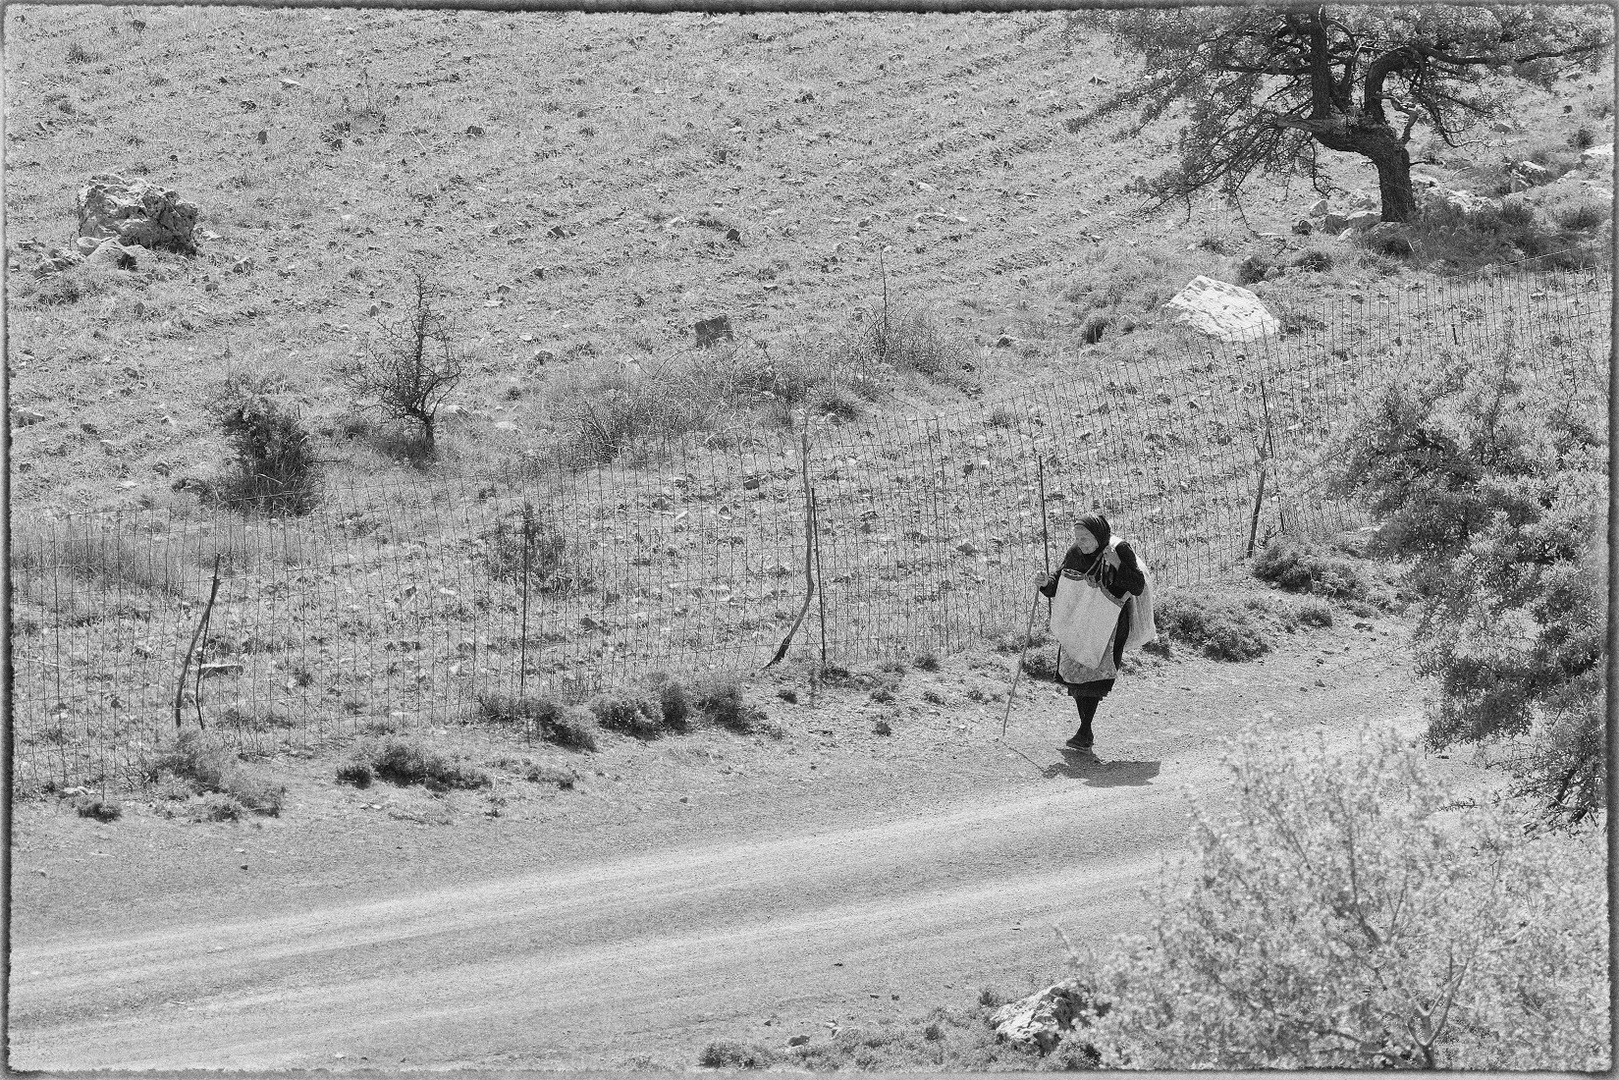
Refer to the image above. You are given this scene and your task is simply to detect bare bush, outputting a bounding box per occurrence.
[335,266,464,462]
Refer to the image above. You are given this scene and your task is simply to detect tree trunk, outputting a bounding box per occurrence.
[1314,118,1417,222]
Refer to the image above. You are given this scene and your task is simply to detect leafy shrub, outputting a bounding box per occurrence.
[73,795,122,822]
[1552,199,1608,231]
[698,1042,775,1069]
[1402,199,1604,273]
[873,718,893,736]
[1336,341,1607,821]
[1251,538,1368,600]
[477,501,587,592]
[206,374,322,516]
[913,651,942,672]
[1079,728,1608,1069]
[366,739,489,790]
[143,731,285,815]
[1151,593,1270,661]
[586,692,665,740]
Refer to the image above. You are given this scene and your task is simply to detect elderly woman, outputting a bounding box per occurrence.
[1032,511,1153,751]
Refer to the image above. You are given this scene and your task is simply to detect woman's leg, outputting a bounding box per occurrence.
[1069,696,1099,747]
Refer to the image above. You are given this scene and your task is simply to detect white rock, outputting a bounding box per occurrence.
[990,982,1084,1054]
[1164,276,1280,343]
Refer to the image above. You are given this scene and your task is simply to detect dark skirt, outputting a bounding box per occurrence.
[1066,678,1116,700]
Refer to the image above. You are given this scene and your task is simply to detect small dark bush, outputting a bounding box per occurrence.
[699,1042,775,1069]
[1236,253,1275,284]
[692,677,769,734]
[1292,249,1334,273]
[873,718,893,736]
[336,760,373,787]
[1297,599,1335,628]
[870,687,896,704]
[479,501,584,592]
[587,692,664,740]
[73,795,122,822]
[650,675,691,731]
[913,651,942,672]
[522,762,577,789]
[206,374,322,516]
[368,739,489,789]
[777,687,799,704]
[1252,539,1368,600]
[187,792,246,822]
[551,706,601,751]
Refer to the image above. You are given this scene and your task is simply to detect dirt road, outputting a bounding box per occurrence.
[10,622,1427,1069]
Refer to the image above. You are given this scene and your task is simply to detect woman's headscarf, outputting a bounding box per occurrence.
[1076,512,1112,551]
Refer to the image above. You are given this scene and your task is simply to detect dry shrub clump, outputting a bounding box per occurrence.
[1152,592,1270,661]
[350,738,490,791]
[1251,538,1369,600]
[475,693,599,751]
[143,731,285,817]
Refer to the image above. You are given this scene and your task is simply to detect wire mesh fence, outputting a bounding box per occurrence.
[12,260,1610,789]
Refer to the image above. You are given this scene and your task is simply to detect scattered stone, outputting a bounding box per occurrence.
[1508,160,1553,191]
[87,241,139,270]
[1343,209,1381,230]
[1307,197,1328,217]
[1322,211,1347,233]
[76,173,198,254]
[1165,276,1280,343]
[695,314,734,347]
[1579,143,1614,171]
[1421,185,1495,216]
[788,1035,810,1047]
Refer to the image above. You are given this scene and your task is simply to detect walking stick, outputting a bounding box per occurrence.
[1003,456,1054,738]
[1001,591,1041,737]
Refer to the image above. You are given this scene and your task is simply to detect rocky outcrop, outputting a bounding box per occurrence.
[989,981,1089,1054]
[76,173,199,254]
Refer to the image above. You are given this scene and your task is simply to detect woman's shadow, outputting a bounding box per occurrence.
[1042,750,1161,787]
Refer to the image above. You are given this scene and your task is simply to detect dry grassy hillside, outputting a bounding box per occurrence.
[7,7,1610,514]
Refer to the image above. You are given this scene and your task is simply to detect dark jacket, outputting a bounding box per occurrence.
[1039,541,1146,696]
